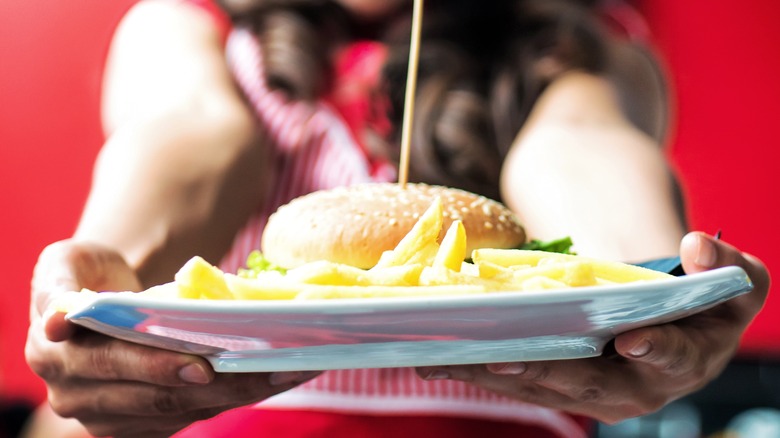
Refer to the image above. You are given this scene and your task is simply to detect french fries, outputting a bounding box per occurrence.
[224,273,300,300]
[433,220,466,272]
[174,256,233,300]
[471,249,671,283]
[156,196,673,301]
[294,284,486,300]
[373,197,443,268]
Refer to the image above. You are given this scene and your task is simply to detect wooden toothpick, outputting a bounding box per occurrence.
[398,0,424,188]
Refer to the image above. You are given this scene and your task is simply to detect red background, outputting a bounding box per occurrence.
[0,0,778,405]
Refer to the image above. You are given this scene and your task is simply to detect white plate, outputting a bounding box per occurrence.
[66,266,752,372]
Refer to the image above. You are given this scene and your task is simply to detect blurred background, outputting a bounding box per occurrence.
[0,1,778,436]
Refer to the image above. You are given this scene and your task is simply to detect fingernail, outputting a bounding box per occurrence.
[269,371,321,386]
[695,234,718,268]
[179,363,210,384]
[423,369,450,380]
[489,362,527,375]
[628,340,652,358]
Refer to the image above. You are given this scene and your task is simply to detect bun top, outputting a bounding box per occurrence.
[261,183,526,269]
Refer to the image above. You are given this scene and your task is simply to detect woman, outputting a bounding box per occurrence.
[24,0,769,437]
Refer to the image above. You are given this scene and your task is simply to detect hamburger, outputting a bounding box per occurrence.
[261,182,526,269]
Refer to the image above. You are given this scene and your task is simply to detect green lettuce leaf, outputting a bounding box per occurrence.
[518,236,575,254]
[238,250,287,278]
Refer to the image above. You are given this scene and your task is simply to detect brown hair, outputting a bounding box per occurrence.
[219,0,608,200]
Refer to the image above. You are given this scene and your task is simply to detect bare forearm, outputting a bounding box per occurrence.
[74,110,266,288]
[501,73,684,262]
[73,0,267,288]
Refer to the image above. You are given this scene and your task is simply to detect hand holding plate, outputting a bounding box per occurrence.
[416,232,769,424]
[25,240,317,438]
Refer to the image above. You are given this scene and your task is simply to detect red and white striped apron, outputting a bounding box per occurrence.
[182,26,587,438]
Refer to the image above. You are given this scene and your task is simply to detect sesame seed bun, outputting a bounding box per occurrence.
[261,183,526,269]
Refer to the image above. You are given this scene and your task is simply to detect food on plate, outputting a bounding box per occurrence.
[164,183,672,300]
[54,183,673,307]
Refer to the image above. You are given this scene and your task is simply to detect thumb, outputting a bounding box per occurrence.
[680,232,769,313]
[32,240,142,318]
[43,308,77,342]
[680,232,765,279]
[679,231,769,336]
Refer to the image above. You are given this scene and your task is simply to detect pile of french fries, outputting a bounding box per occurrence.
[167,197,672,300]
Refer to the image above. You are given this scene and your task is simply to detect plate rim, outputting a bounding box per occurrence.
[66,265,752,318]
[63,265,754,371]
